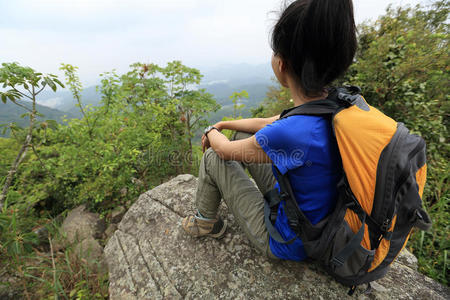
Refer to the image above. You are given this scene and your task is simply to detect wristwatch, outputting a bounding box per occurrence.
[204,126,219,137]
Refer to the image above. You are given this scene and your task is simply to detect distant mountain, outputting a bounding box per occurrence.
[201,82,268,106]
[201,81,270,124]
[0,101,76,137]
[37,86,102,118]
[199,63,274,124]
[29,63,275,133]
[200,64,273,122]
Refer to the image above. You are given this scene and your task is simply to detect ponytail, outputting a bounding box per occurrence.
[271,0,357,97]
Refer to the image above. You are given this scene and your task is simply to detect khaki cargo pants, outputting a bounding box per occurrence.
[195,131,278,259]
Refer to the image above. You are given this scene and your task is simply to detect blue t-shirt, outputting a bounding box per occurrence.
[255,115,342,261]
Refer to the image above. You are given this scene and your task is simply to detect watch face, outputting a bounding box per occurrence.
[204,126,213,135]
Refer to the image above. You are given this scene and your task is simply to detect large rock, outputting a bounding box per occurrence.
[110,206,126,224]
[74,236,107,274]
[105,175,449,300]
[75,237,104,262]
[61,205,106,245]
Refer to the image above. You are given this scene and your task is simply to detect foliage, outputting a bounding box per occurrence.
[60,63,95,138]
[0,209,108,299]
[0,102,72,138]
[0,205,38,264]
[1,61,217,214]
[0,138,19,179]
[0,63,64,210]
[0,61,218,297]
[0,62,64,104]
[220,90,251,140]
[0,1,448,294]
[229,90,248,119]
[251,80,292,118]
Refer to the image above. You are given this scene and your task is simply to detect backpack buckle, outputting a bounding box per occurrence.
[331,256,344,268]
[337,86,362,106]
[270,210,278,223]
[338,93,360,106]
[279,192,290,201]
[380,218,391,232]
[288,219,300,232]
[345,199,357,209]
[343,85,362,94]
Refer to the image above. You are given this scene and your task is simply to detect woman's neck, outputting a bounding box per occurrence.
[290,88,328,107]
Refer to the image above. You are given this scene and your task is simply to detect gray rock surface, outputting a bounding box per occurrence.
[75,237,104,262]
[74,236,107,273]
[105,223,118,239]
[105,174,449,300]
[396,248,419,271]
[111,206,126,224]
[61,205,106,245]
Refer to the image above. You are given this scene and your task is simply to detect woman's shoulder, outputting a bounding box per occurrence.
[271,114,330,134]
[257,114,330,141]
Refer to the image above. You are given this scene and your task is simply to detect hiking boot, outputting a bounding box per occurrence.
[182,214,227,238]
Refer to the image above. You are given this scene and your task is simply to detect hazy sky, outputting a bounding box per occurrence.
[1,0,428,86]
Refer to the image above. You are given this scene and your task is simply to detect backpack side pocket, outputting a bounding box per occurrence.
[327,220,375,278]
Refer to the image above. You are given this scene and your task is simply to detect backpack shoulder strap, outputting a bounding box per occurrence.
[280,99,340,119]
[279,86,363,119]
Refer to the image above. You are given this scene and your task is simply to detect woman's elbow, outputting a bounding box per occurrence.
[214,145,229,160]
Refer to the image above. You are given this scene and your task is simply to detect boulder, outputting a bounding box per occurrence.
[74,237,107,274]
[396,247,418,270]
[105,174,449,300]
[75,237,104,261]
[61,205,106,246]
[111,206,126,224]
[32,225,49,248]
[105,223,118,239]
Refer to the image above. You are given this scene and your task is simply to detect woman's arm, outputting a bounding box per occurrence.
[213,115,279,134]
[206,129,271,164]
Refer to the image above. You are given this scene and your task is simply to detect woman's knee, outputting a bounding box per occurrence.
[202,148,225,171]
[203,147,221,164]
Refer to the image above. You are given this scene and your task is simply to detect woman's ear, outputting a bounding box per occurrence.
[272,55,289,88]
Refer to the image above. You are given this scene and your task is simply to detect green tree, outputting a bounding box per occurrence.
[0,63,63,209]
[60,64,95,138]
[117,61,218,171]
[4,61,218,214]
[229,90,248,119]
[161,61,219,170]
[251,81,292,118]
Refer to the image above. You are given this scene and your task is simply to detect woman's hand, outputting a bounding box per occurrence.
[213,121,223,131]
[201,134,211,153]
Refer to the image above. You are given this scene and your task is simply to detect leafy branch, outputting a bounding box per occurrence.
[0,62,64,209]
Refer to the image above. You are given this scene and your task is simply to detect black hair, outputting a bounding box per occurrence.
[271,0,357,97]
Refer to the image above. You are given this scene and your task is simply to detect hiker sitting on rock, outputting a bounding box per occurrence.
[182,0,356,260]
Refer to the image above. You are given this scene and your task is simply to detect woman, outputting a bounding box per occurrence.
[182,0,357,261]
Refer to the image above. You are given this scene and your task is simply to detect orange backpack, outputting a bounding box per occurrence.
[264,86,432,295]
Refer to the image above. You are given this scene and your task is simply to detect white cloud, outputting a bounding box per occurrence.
[38,97,64,108]
[0,0,426,86]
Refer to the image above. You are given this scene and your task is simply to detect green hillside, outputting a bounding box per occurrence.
[38,85,101,117]
[0,101,76,137]
[203,82,270,124]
